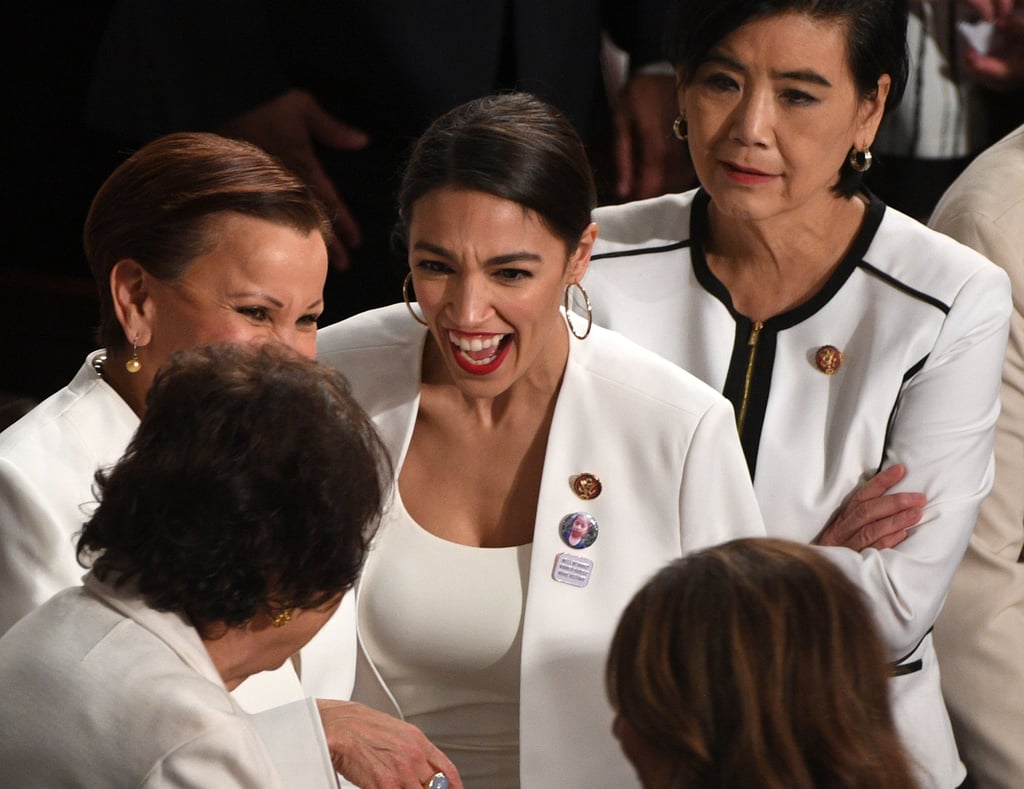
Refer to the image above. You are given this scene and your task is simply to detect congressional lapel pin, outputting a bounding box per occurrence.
[571,472,602,500]
[815,345,844,375]
[553,553,594,587]
[559,511,598,549]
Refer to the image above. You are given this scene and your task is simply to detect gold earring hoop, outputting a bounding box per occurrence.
[672,115,688,142]
[848,146,872,173]
[270,608,293,628]
[125,337,141,374]
[403,273,428,327]
[563,282,593,341]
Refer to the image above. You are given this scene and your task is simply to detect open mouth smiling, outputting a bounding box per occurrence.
[447,330,513,374]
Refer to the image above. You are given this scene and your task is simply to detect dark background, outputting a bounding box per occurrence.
[5,5,1021,412]
[2,5,120,407]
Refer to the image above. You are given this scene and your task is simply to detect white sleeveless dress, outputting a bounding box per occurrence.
[358,489,531,788]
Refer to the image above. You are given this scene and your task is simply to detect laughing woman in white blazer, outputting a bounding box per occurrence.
[0,132,331,634]
[581,1,1013,786]
[0,344,390,787]
[304,93,767,789]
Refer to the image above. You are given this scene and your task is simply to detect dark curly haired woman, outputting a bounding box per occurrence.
[0,343,396,786]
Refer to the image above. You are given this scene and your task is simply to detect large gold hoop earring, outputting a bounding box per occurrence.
[403,273,428,327]
[848,146,872,173]
[563,282,592,341]
[672,115,688,142]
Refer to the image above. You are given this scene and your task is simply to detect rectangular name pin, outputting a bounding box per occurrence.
[553,553,594,588]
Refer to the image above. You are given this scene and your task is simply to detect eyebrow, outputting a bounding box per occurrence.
[227,292,324,310]
[702,53,833,87]
[413,241,542,266]
[774,68,831,87]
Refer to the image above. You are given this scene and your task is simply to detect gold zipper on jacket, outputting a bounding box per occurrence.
[736,320,763,434]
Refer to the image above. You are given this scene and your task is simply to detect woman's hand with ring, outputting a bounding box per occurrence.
[316,699,462,788]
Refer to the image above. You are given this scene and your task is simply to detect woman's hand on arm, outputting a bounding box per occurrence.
[316,699,462,789]
[817,464,926,551]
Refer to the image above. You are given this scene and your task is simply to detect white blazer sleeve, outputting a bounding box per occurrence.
[820,263,1012,657]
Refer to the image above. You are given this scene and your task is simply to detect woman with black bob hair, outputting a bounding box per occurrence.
[583,0,1011,786]
[666,0,910,199]
[0,343,394,786]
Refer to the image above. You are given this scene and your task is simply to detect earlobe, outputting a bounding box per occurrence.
[110,259,154,347]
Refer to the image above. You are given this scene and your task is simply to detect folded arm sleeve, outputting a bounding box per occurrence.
[821,264,1012,658]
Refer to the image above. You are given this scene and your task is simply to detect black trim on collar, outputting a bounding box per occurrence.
[690,189,735,311]
[690,188,887,331]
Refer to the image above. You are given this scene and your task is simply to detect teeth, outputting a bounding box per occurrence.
[448,331,505,352]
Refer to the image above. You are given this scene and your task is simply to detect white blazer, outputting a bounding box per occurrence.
[0,351,138,634]
[586,188,1013,787]
[0,573,337,787]
[304,304,766,788]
